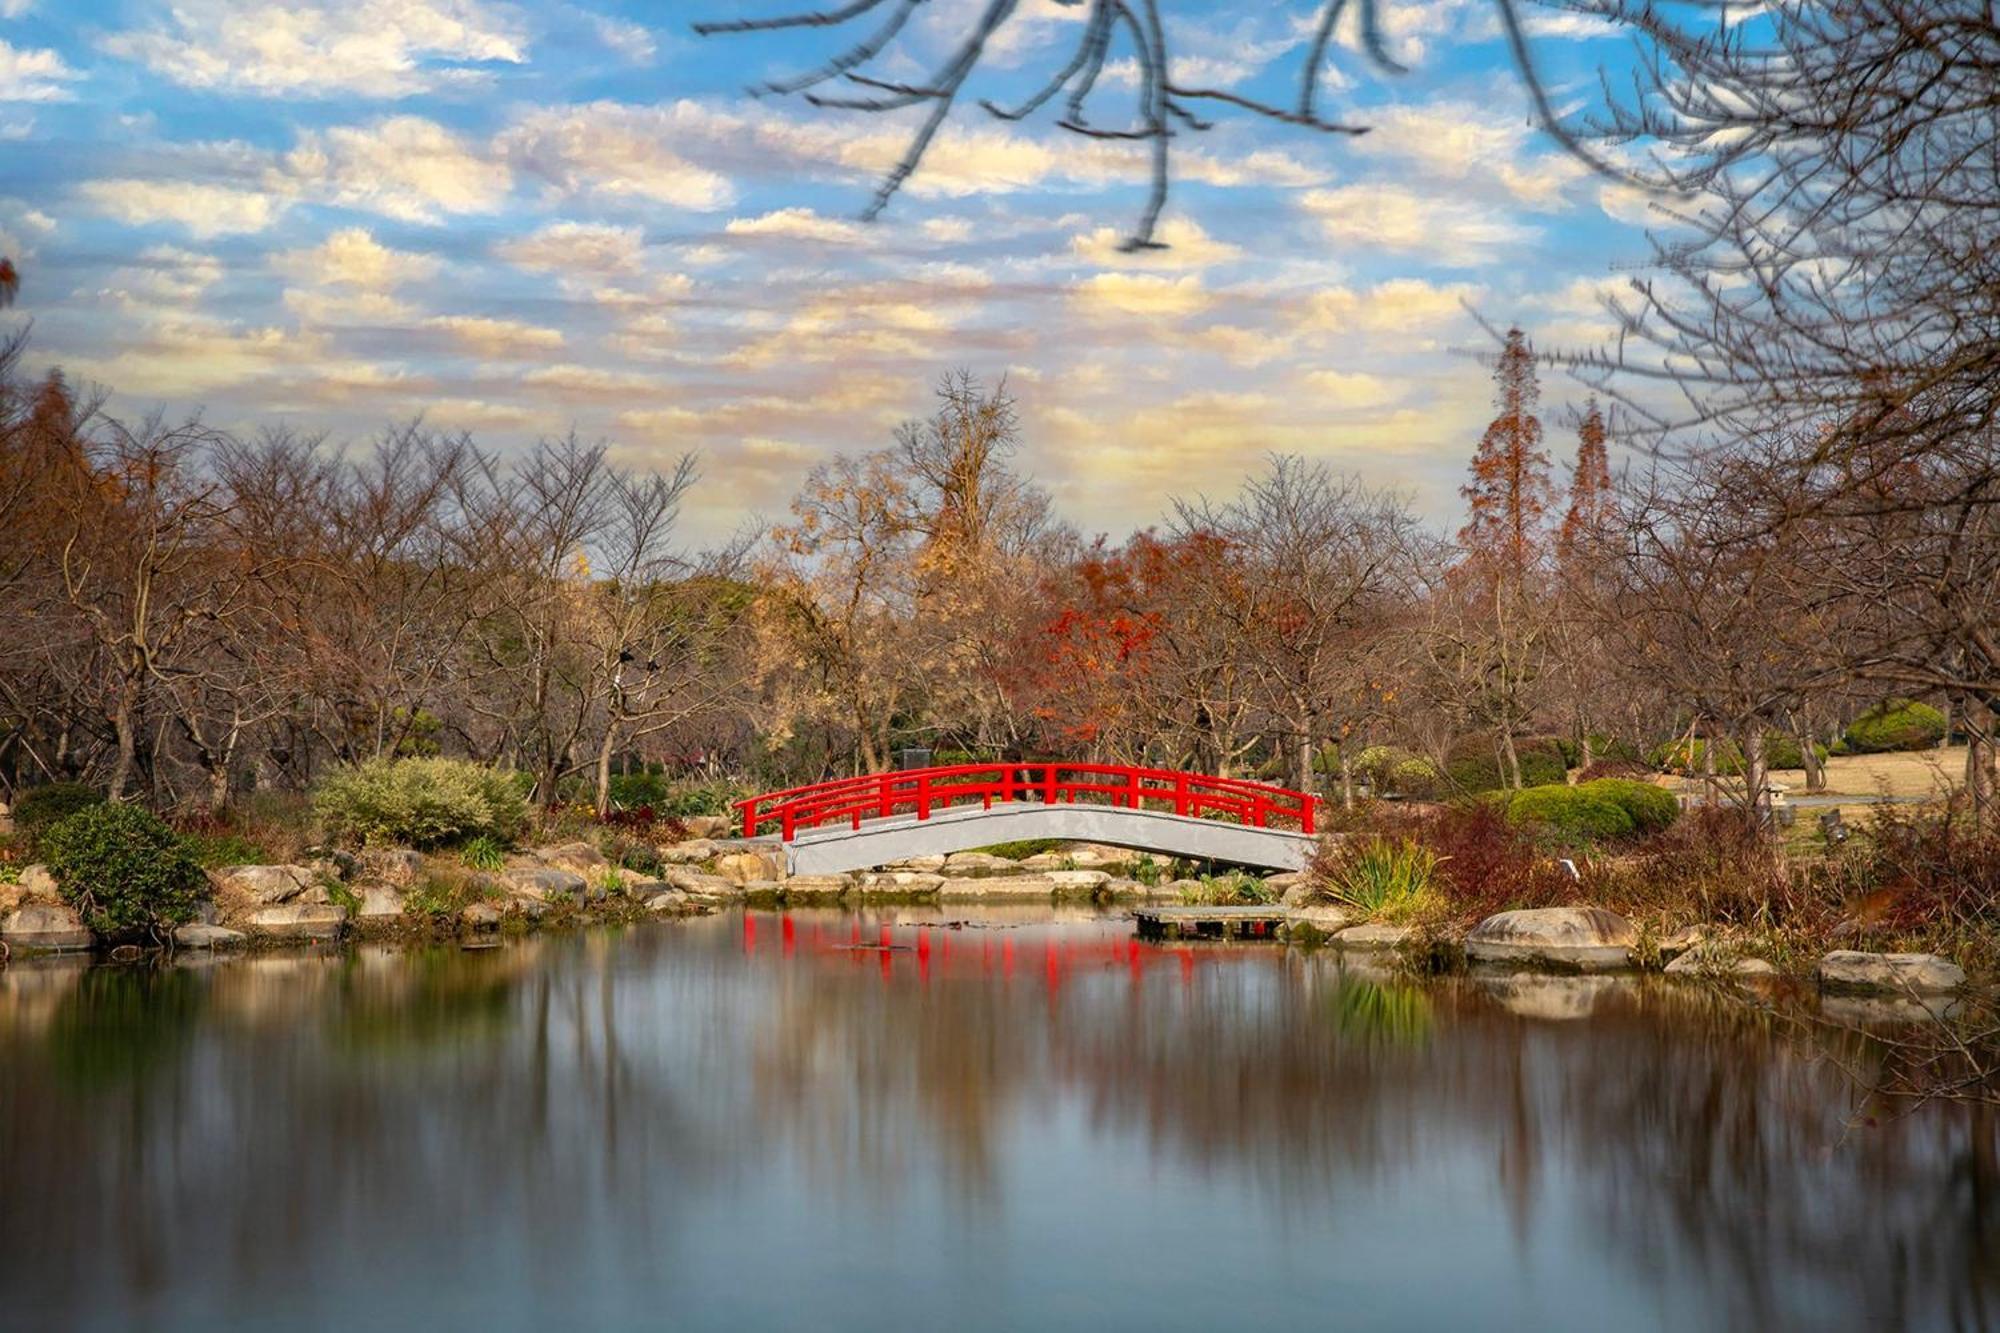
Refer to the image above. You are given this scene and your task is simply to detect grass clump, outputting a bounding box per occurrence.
[458,834,506,871]
[1316,837,1445,922]
[314,756,529,850]
[970,838,1068,860]
[1178,872,1274,906]
[42,803,205,940]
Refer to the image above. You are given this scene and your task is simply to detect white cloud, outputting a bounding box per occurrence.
[591,14,656,63]
[1300,184,1532,265]
[99,0,526,99]
[275,228,438,289]
[498,102,735,210]
[0,0,35,17]
[724,208,864,245]
[424,314,564,358]
[1300,278,1480,334]
[286,116,510,222]
[1351,101,1590,210]
[78,179,280,237]
[495,221,646,275]
[1070,216,1242,271]
[1070,272,1212,317]
[0,39,80,102]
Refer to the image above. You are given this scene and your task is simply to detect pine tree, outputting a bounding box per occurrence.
[1557,397,1614,561]
[1458,327,1551,579]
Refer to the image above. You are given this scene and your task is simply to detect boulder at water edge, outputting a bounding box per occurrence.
[1817,950,1965,995]
[1465,907,1637,972]
[245,903,347,941]
[174,923,247,949]
[1664,946,1778,980]
[1333,923,1415,951]
[1,902,92,951]
[715,850,785,884]
[211,864,317,905]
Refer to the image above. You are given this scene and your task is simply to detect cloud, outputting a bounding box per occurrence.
[724,208,865,245]
[1069,216,1242,271]
[1299,278,1480,334]
[1300,185,1532,265]
[591,13,656,63]
[495,221,645,275]
[0,39,79,102]
[99,0,526,98]
[275,227,438,289]
[1351,101,1590,210]
[286,116,510,222]
[498,102,736,210]
[78,179,280,237]
[424,314,564,358]
[1070,272,1212,317]
[1300,370,1405,409]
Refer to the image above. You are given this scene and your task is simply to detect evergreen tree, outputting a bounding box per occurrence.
[1558,398,1614,561]
[1458,327,1551,580]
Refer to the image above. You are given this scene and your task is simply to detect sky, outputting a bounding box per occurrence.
[0,0,1667,547]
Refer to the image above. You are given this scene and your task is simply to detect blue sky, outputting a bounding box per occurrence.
[0,0,1666,544]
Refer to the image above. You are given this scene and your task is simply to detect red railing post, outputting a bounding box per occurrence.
[918,773,931,821]
[741,800,757,838]
[1302,796,1316,836]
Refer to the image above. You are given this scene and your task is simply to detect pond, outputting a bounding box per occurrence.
[2,907,1995,1331]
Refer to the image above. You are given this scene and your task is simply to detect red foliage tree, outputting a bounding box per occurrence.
[1557,397,1614,562]
[1459,327,1552,580]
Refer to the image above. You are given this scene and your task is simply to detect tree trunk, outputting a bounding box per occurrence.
[1743,726,1771,831]
[109,665,140,801]
[593,722,618,817]
[1498,730,1524,790]
[1798,725,1826,793]
[1340,750,1356,812]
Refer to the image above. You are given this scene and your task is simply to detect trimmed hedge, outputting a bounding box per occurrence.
[1844,699,1947,753]
[1353,745,1443,799]
[1445,735,1568,794]
[42,803,205,939]
[1764,733,1830,771]
[1580,778,1680,834]
[314,757,530,849]
[1503,784,1636,844]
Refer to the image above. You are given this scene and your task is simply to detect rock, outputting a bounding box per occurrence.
[1046,869,1110,894]
[662,867,740,898]
[500,866,587,901]
[1265,871,1305,895]
[888,855,947,873]
[1658,924,1708,961]
[658,839,719,864]
[1332,923,1415,951]
[645,889,691,912]
[780,874,852,899]
[189,899,221,926]
[681,814,733,840]
[938,875,1058,900]
[1817,950,1966,996]
[1465,907,1637,972]
[245,903,347,941]
[1285,905,1357,934]
[365,848,425,882]
[1020,852,1071,870]
[715,850,785,884]
[355,885,405,921]
[1280,881,1315,908]
[16,863,58,901]
[1100,877,1144,897]
[174,923,246,949]
[1,902,93,951]
[211,864,317,906]
[1664,946,1778,979]
[459,901,502,930]
[858,871,945,895]
[533,842,608,873]
[942,851,1015,876]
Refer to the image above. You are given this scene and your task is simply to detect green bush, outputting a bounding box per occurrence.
[1354,745,1443,799]
[969,838,1067,860]
[606,769,670,810]
[1178,872,1274,906]
[12,782,104,842]
[656,781,744,818]
[1844,699,1947,753]
[1577,778,1680,835]
[1317,837,1443,921]
[1763,733,1829,770]
[1444,735,1568,794]
[41,803,205,939]
[313,757,529,850]
[1503,783,1637,845]
[181,831,272,868]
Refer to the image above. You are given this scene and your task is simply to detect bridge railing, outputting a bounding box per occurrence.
[735,763,1319,841]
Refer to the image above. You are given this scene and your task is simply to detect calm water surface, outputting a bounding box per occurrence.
[2,907,1995,1331]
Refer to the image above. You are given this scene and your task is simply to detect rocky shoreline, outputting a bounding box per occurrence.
[0,832,1975,1004]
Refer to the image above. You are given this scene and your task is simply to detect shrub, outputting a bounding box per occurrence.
[459,834,506,871]
[1443,735,1567,794]
[1316,837,1444,921]
[41,803,205,939]
[1577,778,1680,835]
[970,838,1068,860]
[1762,733,1830,770]
[181,831,272,868]
[314,757,529,850]
[12,782,104,843]
[1178,872,1273,906]
[606,769,670,810]
[1503,783,1637,845]
[1575,757,1655,782]
[1353,745,1443,799]
[657,781,745,818]
[1650,737,1744,775]
[1844,699,1947,753]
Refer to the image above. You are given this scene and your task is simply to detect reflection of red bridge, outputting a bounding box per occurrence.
[734,763,1320,874]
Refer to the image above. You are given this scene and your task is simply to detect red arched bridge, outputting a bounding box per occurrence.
[734,762,1321,876]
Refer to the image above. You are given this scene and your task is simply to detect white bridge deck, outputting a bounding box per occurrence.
[778,800,1317,876]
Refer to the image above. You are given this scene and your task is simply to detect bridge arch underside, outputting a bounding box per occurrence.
[781,802,1317,876]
